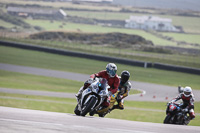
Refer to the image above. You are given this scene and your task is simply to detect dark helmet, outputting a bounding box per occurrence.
[120,70,130,85]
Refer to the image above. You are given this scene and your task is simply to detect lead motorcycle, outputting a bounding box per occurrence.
[164,102,190,125]
[74,78,110,116]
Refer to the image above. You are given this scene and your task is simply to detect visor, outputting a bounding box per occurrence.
[108,69,116,77]
[184,91,191,96]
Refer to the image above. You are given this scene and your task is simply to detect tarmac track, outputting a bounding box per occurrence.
[0,106,200,133]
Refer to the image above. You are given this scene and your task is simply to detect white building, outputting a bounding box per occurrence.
[125,16,179,32]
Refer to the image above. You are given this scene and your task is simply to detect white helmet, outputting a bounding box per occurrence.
[183,86,192,97]
[106,63,117,78]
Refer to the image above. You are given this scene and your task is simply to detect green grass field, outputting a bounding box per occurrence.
[161,32,200,44]
[0,70,83,93]
[66,10,200,34]
[24,19,176,46]
[0,20,15,28]
[23,19,200,49]
[0,0,120,11]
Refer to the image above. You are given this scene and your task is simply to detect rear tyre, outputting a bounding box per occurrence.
[81,97,97,116]
[164,115,172,124]
[89,110,96,116]
[98,113,106,117]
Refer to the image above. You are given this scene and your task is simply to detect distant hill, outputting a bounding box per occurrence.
[113,0,200,11]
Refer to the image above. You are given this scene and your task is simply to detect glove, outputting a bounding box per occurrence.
[86,78,94,84]
[108,91,113,97]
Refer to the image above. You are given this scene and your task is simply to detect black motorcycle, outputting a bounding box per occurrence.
[164,103,190,125]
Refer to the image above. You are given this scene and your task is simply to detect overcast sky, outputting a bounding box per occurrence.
[113,0,200,11]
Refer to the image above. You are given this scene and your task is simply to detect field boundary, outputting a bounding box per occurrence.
[0,40,200,75]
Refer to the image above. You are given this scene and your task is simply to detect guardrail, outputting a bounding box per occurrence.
[0,40,199,75]
[154,63,200,75]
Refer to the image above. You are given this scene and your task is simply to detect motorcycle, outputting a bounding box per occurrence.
[74,78,109,116]
[164,102,190,125]
[94,91,121,117]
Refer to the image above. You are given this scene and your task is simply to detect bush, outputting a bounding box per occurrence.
[29,31,154,46]
[34,26,43,31]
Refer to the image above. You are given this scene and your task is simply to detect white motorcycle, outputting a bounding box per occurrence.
[74,78,110,116]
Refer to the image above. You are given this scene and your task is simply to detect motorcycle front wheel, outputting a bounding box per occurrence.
[74,104,80,116]
[164,115,172,124]
[81,97,97,116]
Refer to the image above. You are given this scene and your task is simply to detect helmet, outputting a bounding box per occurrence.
[120,70,130,85]
[178,85,184,93]
[183,86,192,97]
[106,63,117,78]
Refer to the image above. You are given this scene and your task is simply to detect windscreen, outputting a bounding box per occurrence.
[98,78,108,90]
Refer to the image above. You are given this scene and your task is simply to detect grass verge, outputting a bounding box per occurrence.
[0,70,140,94]
[0,93,199,126]
[0,70,82,93]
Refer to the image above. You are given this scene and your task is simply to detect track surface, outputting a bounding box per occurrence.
[0,106,200,133]
[0,63,200,102]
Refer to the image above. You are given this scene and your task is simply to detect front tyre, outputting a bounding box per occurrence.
[164,115,172,124]
[74,104,80,116]
[81,97,97,116]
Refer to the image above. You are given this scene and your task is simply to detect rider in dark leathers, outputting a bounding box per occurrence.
[112,70,131,110]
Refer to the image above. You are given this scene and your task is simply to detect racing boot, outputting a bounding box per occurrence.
[118,102,124,110]
[111,105,118,110]
[189,112,195,120]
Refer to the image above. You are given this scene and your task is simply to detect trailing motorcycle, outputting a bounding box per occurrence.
[93,91,120,117]
[164,102,190,125]
[74,78,109,116]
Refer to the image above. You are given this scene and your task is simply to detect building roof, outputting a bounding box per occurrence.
[127,16,172,23]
